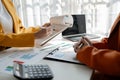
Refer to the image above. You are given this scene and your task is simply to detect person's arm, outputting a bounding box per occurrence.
[0,0,52,47]
[0,33,34,47]
[73,37,108,52]
[0,24,52,47]
[76,46,120,76]
[0,0,37,47]
[74,37,120,76]
[92,38,109,49]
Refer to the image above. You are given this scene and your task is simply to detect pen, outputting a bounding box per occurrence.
[78,43,84,48]
[82,36,92,46]
[49,47,59,55]
[78,36,92,48]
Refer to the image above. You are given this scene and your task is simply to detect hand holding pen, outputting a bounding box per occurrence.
[73,36,92,53]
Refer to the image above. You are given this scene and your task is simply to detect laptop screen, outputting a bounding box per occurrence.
[62,15,99,42]
[62,14,86,36]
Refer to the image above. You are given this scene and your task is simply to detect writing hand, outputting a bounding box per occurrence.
[73,37,92,53]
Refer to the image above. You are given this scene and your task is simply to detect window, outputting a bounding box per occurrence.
[13,0,120,36]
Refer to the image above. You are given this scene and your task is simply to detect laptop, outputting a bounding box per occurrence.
[62,15,100,42]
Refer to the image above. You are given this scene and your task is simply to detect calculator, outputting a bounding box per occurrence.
[13,61,54,80]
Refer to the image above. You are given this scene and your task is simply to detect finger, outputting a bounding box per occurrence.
[82,36,92,46]
[73,42,81,48]
[73,38,84,49]
[73,37,87,52]
[78,37,83,43]
[74,46,79,53]
[42,23,51,27]
[73,43,79,52]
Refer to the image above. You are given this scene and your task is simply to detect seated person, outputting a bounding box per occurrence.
[0,0,52,51]
[74,13,120,77]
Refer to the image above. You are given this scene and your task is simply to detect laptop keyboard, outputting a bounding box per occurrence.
[63,33,100,42]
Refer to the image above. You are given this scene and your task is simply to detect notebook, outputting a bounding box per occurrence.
[62,15,100,42]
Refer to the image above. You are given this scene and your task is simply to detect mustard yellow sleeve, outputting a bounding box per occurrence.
[0,33,34,47]
[0,0,41,47]
[2,0,41,34]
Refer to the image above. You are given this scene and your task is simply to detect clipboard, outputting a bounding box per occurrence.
[44,46,84,65]
[35,15,73,46]
[35,24,68,46]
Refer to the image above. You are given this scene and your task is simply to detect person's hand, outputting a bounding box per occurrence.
[42,23,51,27]
[34,23,53,39]
[73,37,92,53]
[41,23,53,35]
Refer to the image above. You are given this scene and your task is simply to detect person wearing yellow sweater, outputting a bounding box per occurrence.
[74,13,120,78]
[0,0,52,51]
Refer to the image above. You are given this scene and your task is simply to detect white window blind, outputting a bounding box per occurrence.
[12,0,120,36]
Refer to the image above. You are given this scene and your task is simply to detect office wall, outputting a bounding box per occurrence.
[13,0,120,36]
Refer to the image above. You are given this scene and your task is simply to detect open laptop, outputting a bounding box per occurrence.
[62,15,100,42]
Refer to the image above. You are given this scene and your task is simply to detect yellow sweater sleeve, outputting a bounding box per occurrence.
[0,0,41,47]
[0,33,34,47]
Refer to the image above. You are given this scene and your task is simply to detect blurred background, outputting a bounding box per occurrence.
[12,0,120,36]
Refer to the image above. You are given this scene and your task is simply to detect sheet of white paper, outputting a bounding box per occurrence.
[44,41,83,64]
[0,48,45,74]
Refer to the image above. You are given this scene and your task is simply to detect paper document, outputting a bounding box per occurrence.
[0,47,46,74]
[44,43,84,64]
[35,15,73,46]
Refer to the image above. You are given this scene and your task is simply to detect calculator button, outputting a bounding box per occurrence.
[24,73,29,78]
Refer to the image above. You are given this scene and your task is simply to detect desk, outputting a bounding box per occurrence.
[0,34,93,80]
